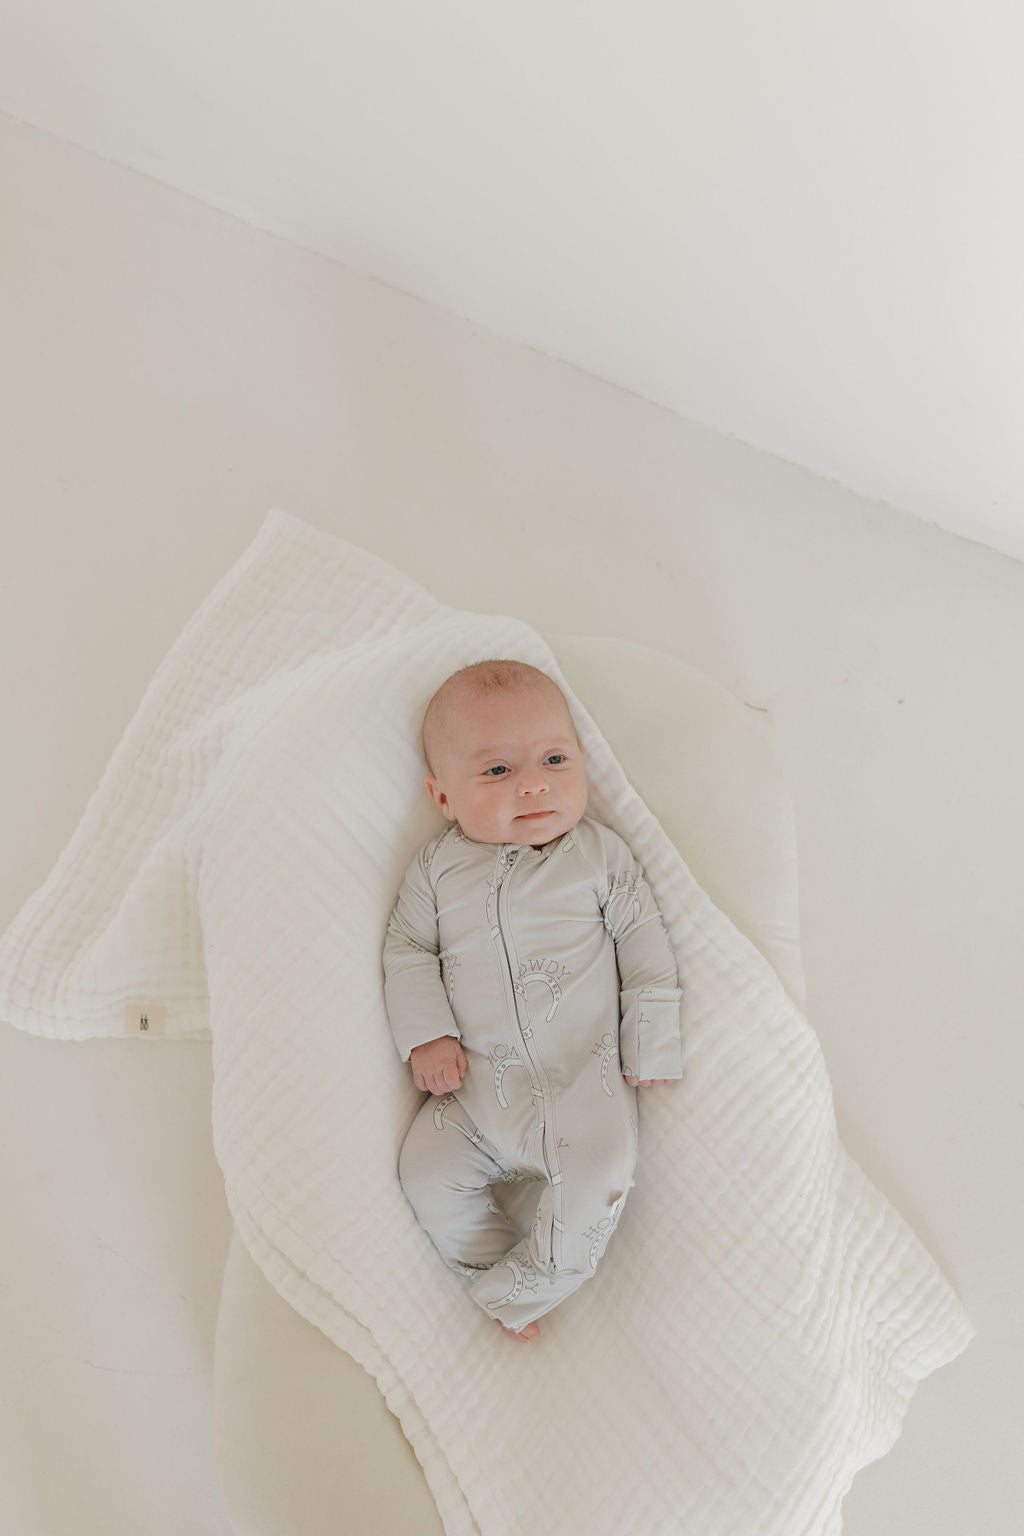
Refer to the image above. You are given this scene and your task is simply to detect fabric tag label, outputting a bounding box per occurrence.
[125,1003,166,1036]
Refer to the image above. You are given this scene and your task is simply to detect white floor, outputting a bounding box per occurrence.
[2,495,1022,1536]
[686,503,1024,1534]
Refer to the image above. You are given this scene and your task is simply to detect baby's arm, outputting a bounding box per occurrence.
[382,844,462,1066]
[596,832,683,1085]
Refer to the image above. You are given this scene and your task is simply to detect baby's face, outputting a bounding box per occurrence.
[425,686,588,847]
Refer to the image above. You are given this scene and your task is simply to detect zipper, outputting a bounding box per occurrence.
[494,846,565,1262]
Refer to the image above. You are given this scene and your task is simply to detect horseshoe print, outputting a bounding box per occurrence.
[585,1217,614,1271]
[604,874,643,935]
[591,1032,618,1096]
[490,1044,529,1109]
[485,1256,526,1310]
[584,1194,627,1271]
[438,947,460,1009]
[519,970,562,1022]
[432,1093,485,1149]
[432,1093,456,1131]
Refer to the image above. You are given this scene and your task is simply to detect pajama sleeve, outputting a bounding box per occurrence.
[599,835,684,1082]
[382,843,462,1063]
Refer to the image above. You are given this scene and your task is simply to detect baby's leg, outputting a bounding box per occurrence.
[464,1097,637,1333]
[398,1094,523,1276]
[462,1179,626,1333]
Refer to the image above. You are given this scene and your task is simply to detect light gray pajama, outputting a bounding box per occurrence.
[383,814,683,1332]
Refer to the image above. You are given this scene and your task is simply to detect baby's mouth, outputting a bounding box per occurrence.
[517,809,553,819]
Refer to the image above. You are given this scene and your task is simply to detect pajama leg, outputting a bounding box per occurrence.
[400,1088,637,1335]
[463,1081,635,1333]
[465,1083,638,1333]
[398,1093,524,1276]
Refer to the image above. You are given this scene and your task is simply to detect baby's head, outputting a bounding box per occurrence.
[421,660,588,847]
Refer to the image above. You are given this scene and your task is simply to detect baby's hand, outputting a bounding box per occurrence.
[623,1076,676,1088]
[410,1036,468,1095]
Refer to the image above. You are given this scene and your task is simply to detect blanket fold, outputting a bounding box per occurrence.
[0,508,974,1536]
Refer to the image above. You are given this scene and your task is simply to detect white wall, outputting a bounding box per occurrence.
[3,5,1024,568]
[1,111,1021,1535]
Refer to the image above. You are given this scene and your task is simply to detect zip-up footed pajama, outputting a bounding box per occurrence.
[383,813,683,1332]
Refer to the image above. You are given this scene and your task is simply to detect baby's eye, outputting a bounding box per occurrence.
[483,756,565,777]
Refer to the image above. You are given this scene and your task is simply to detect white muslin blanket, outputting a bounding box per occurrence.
[0,509,973,1536]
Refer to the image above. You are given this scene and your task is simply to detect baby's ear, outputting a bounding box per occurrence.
[424,775,449,815]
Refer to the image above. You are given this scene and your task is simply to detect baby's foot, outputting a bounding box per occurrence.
[505,1320,541,1342]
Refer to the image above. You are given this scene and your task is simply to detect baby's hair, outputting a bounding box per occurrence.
[421,659,577,777]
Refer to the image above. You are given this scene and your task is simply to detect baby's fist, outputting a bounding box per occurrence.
[410,1035,467,1095]
[623,1075,675,1088]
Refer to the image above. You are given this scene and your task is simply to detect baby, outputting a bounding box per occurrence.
[383,659,683,1340]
